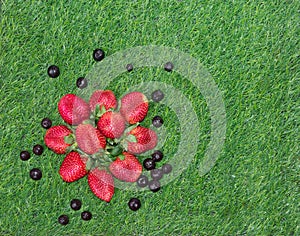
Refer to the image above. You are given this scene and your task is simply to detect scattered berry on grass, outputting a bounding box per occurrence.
[136,175,149,188]
[47,65,60,78]
[151,150,163,162]
[164,62,174,72]
[58,215,69,225]
[128,198,141,211]
[162,163,172,174]
[93,48,105,61]
[33,144,44,155]
[150,168,163,180]
[20,150,30,161]
[70,199,82,211]
[126,63,133,72]
[148,179,161,192]
[30,168,42,180]
[152,115,163,128]
[143,158,156,170]
[41,118,52,129]
[81,211,92,221]
[151,90,164,102]
[76,77,88,89]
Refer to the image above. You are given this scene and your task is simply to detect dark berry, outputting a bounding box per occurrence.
[47,65,60,78]
[128,198,141,211]
[126,63,133,72]
[58,215,69,225]
[70,199,82,211]
[150,168,163,180]
[148,179,161,192]
[20,150,30,161]
[33,144,44,155]
[81,211,92,221]
[162,163,172,174]
[152,116,163,128]
[93,48,105,61]
[76,77,88,89]
[29,168,42,180]
[164,62,174,72]
[143,158,156,170]
[136,175,148,188]
[151,90,164,102]
[151,150,163,162]
[41,118,52,129]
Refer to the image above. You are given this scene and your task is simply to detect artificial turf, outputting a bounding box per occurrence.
[0,0,299,235]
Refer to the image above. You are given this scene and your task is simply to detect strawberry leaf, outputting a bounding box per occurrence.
[64,135,75,145]
[124,123,139,134]
[126,134,137,143]
[86,158,94,171]
[109,145,124,157]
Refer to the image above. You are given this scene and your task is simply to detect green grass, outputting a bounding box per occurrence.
[0,0,299,235]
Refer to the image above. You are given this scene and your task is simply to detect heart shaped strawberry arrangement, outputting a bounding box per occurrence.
[44,90,158,203]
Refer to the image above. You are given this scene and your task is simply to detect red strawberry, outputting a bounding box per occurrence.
[59,151,88,182]
[44,125,73,154]
[88,168,114,202]
[97,111,126,139]
[120,91,149,124]
[75,123,106,155]
[89,90,117,112]
[58,94,90,125]
[109,152,142,182]
[126,126,158,154]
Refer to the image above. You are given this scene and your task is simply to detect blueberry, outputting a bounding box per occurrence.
[136,175,148,188]
[81,211,92,221]
[152,116,163,128]
[151,90,164,102]
[20,150,30,161]
[143,158,156,170]
[93,48,105,61]
[162,163,172,174]
[126,64,133,72]
[164,62,173,72]
[150,168,163,180]
[128,198,141,211]
[76,77,88,89]
[47,65,60,78]
[151,150,163,162]
[30,168,42,180]
[33,144,44,155]
[148,179,161,192]
[41,118,52,129]
[58,215,69,225]
[70,199,82,211]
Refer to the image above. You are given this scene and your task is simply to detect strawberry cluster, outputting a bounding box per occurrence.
[44,90,158,202]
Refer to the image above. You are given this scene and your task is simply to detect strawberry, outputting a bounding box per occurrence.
[59,151,88,182]
[126,126,158,154]
[97,111,126,139]
[89,90,117,112]
[88,168,114,202]
[44,125,73,154]
[75,123,106,155]
[109,152,142,182]
[58,94,90,125]
[120,91,149,124]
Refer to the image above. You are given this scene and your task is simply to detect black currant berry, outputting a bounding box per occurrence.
[151,150,163,162]
[93,48,105,61]
[70,199,82,211]
[81,211,92,221]
[30,168,42,180]
[126,63,133,72]
[76,77,88,89]
[33,144,44,155]
[58,215,69,225]
[151,90,164,102]
[148,179,161,192]
[150,168,163,180]
[128,198,141,211]
[143,158,156,170]
[20,150,30,161]
[162,163,172,174]
[164,62,174,72]
[152,116,163,128]
[47,65,60,78]
[41,118,52,129]
[136,175,149,188]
